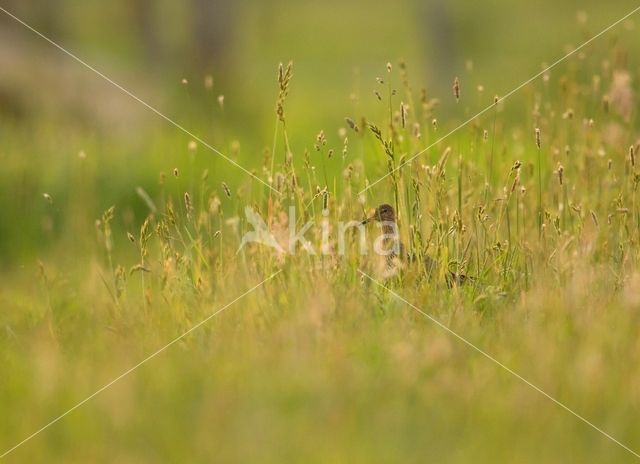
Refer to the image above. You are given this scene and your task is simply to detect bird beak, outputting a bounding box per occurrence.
[361,207,377,225]
[361,214,374,225]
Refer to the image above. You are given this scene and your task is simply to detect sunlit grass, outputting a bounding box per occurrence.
[1,37,640,463]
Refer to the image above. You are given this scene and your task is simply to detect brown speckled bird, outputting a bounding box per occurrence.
[362,203,468,286]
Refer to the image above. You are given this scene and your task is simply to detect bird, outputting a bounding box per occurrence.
[361,203,469,286]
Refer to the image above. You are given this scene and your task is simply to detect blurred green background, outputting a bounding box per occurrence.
[0,0,638,263]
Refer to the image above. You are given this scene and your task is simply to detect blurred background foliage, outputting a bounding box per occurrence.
[0,0,639,264]
[2,3,640,462]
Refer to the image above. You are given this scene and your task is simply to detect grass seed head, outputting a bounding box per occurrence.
[345,117,359,132]
[413,122,421,138]
[453,77,460,101]
[557,163,564,185]
[276,61,294,122]
[222,182,232,198]
[322,191,329,210]
[184,192,193,217]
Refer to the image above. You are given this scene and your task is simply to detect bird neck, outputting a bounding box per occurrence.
[379,221,405,260]
[380,221,398,237]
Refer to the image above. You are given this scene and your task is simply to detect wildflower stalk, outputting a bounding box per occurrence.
[486,96,499,202]
[535,128,543,238]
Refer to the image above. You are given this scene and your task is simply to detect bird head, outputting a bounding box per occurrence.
[361,203,396,225]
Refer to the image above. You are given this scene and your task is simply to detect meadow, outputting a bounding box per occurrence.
[1,3,640,463]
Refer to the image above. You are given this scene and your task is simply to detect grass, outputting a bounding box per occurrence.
[1,32,640,463]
